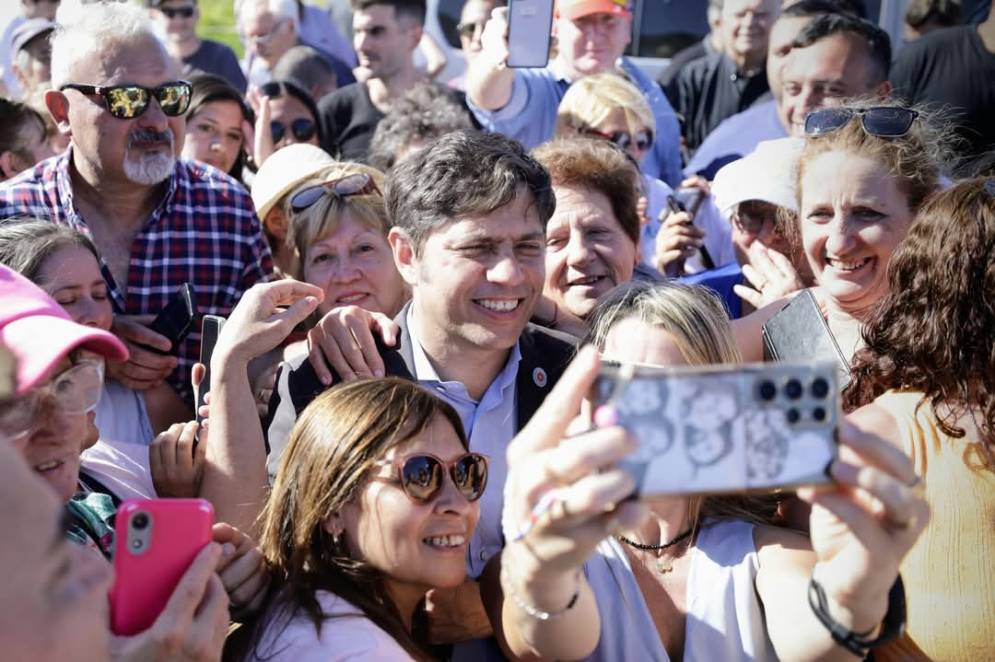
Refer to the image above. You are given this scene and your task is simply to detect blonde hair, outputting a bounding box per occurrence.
[286,162,388,281]
[555,72,656,139]
[587,281,780,530]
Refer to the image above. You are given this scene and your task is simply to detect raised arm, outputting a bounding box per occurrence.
[465,7,516,111]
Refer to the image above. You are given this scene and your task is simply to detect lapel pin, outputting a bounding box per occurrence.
[532,367,547,388]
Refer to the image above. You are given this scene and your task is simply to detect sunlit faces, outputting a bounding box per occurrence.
[182,100,245,173]
[765,15,810,101]
[304,210,407,318]
[458,0,495,57]
[154,1,199,42]
[334,414,479,602]
[0,442,112,662]
[554,12,632,77]
[777,32,879,137]
[719,0,777,62]
[392,193,545,355]
[601,316,689,368]
[544,184,637,319]
[799,151,913,311]
[10,356,93,502]
[243,10,296,64]
[353,4,421,81]
[590,107,652,165]
[35,245,114,332]
[58,35,184,187]
[730,199,791,265]
[268,94,320,151]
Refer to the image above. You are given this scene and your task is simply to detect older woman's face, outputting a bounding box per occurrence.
[800,151,913,312]
[544,184,637,319]
[590,107,652,165]
[303,208,407,318]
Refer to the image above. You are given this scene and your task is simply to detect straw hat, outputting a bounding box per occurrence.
[251,144,336,220]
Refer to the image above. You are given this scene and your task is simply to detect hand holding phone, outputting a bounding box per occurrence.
[146,283,198,355]
[109,498,214,636]
[506,0,554,68]
[594,362,839,497]
[196,315,226,438]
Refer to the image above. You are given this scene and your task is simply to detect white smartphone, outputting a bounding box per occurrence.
[507,0,555,68]
[594,361,839,497]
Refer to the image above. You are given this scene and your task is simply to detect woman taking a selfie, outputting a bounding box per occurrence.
[492,280,931,661]
[844,178,995,660]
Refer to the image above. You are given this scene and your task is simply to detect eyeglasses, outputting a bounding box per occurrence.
[580,126,654,152]
[270,118,317,144]
[160,6,195,19]
[289,172,380,213]
[378,452,489,503]
[457,20,485,38]
[59,81,193,120]
[0,359,104,442]
[733,200,780,235]
[804,106,919,138]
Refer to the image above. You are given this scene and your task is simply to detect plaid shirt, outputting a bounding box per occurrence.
[0,151,274,403]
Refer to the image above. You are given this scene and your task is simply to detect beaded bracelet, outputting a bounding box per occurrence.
[501,565,580,621]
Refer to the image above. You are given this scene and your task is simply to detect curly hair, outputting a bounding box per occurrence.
[844,178,995,464]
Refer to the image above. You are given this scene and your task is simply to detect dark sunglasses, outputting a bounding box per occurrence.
[804,106,919,138]
[270,118,316,144]
[59,80,192,120]
[290,172,379,213]
[161,6,195,19]
[581,126,654,152]
[379,452,489,503]
[733,200,780,235]
[457,20,485,38]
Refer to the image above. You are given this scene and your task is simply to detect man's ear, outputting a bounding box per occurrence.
[44,89,73,138]
[0,152,18,180]
[389,227,420,286]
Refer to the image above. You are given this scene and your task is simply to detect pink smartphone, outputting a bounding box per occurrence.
[109,498,214,636]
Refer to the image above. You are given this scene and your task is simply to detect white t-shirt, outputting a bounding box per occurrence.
[251,591,415,662]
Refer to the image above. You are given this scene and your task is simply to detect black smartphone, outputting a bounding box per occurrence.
[666,190,714,270]
[147,283,197,355]
[506,0,554,68]
[762,289,850,388]
[594,361,839,497]
[195,314,225,440]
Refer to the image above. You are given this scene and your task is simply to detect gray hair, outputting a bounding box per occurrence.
[237,0,299,30]
[368,82,474,172]
[384,130,555,254]
[50,1,168,88]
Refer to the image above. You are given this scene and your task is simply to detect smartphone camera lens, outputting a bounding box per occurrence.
[786,408,801,424]
[812,407,827,422]
[758,380,777,401]
[132,512,149,530]
[785,379,803,400]
[811,377,830,399]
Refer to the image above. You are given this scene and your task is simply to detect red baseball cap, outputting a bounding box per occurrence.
[556,0,631,20]
[0,265,128,395]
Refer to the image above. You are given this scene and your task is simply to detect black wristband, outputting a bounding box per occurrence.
[808,575,906,658]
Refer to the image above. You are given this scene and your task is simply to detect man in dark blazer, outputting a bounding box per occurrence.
[264,131,576,654]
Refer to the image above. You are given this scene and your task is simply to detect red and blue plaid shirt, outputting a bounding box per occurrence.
[0,150,274,403]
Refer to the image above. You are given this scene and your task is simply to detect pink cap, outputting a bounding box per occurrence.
[0,265,128,395]
[556,0,630,20]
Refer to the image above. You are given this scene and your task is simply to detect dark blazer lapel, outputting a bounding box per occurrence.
[514,324,578,431]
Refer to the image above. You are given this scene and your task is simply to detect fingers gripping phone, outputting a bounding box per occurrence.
[196,315,226,442]
[109,498,214,636]
[507,0,555,68]
[147,283,198,354]
[667,189,714,270]
[595,362,839,497]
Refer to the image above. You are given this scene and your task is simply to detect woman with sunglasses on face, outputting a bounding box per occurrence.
[227,378,486,661]
[734,103,946,366]
[182,73,255,184]
[555,73,736,277]
[247,79,323,168]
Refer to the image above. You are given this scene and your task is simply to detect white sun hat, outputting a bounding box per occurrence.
[711,137,805,217]
[251,144,336,221]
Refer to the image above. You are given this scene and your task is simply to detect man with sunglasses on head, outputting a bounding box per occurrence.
[0,2,273,417]
[146,0,247,94]
[467,0,683,187]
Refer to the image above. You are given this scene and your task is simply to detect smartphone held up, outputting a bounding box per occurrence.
[506,0,554,68]
[595,362,839,497]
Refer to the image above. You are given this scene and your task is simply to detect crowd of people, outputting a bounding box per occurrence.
[0,0,992,660]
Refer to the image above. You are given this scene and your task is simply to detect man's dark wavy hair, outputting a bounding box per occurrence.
[792,12,891,82]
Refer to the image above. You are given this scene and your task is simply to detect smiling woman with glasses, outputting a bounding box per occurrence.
[227,377,482,661]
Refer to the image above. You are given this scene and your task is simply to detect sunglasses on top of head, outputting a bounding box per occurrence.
[160,6,195,19]
[377,452,489,504]
[270,118,317,144]
[290,172,380,213]
[580,126,654,152]
[804,106,919,139]
[59,80,193,120]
